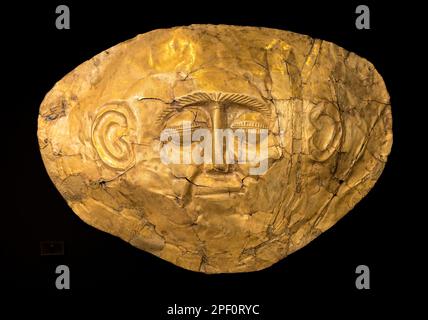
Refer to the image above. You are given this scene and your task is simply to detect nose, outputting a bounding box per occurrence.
[210,103,230,173]
[212,159,230,173]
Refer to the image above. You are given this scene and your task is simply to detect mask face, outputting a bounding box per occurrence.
[38,25,392,273]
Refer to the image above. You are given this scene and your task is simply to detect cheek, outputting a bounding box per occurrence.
[168,163,201,178]
[227,169,286,213]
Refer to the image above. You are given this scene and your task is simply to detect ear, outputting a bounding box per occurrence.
[91,101,136,170]
[306,101,343,162]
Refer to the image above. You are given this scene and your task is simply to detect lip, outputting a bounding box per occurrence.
[192,172,244,195]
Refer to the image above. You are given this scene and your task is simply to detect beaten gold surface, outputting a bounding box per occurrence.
[37,25,392,273]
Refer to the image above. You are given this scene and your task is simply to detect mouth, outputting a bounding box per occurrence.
[191,172,244,196]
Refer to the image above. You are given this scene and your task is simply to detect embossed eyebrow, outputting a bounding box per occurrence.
[156,92,271,124]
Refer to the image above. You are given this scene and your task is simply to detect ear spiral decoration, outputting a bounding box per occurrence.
[307,102,343,162]
[92,101,136,171]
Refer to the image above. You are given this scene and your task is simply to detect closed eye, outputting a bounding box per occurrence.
[164,122,202,133]
[230,121,268,130]
[163,108,210,134]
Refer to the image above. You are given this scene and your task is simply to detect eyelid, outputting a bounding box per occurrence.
[164,122,201,133]
[231,121,268,129]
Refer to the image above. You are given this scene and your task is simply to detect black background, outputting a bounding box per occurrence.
[2,0,420,315]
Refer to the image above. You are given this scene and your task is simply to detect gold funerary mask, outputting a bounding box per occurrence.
[38,25,392,273]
